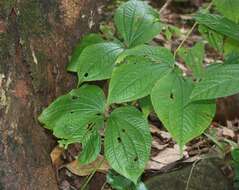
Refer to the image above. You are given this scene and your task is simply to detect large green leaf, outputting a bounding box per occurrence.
[38,85,106,130]
[191,63,239,100]
[213,0,239,23]
[76,42,124,82]
[67,33,104,72]
[195,12,239,42]
[117,45,175,65]
[151,72,216,148]
[105,106,152,183]
[107,61,171,104]
[114,0,162,47]
[178,42,205,79]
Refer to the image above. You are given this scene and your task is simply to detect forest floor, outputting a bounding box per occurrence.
[49,1,239,189]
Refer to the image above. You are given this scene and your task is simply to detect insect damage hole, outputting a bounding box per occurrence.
[117,137,122,143]
[170,93,174,99]
[71,96,79,100]
[84,72,89,77]
[134,156,138,162]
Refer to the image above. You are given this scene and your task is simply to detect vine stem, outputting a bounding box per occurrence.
[173,1,214,58]
[80,158,105,190]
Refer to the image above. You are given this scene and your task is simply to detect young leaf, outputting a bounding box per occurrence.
[105,106,152,184]
[114,0,162,47]
[151,72,216,149]
[139,96,154,118]
[178,42,205,79]
[107,61,171,104]
[67,33,104,72]
[38,85,106,130]
[77,42,124,82]
[107,170,148,190]
[117,45,175,66]
[78,129,101,164]
[213,0,239,23]
[195,12,239,42]
[198,25,224,52]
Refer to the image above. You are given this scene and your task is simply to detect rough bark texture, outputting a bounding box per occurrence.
[0,0,107,189]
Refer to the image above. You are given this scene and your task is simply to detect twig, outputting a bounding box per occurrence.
[159,0,173,14]
[173,2,214,58]
[80,158,105,190]
[100,181,107,190]
[185,159,200,190]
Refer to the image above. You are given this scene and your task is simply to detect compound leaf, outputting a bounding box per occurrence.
[151,72,216,148]
[77,42,124,82]
[67,33,104,72]
[105,106,151,184]
[108,61,171,104]
[114,0,162,47]
[191,63,239,100]
[213,0,239,23]
[195,12,239,42]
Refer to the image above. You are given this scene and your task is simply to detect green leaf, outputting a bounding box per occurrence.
[198,25,224,52]
[54,114,103,148]
[67,33,104,72]
[213,0,239,23]
[151,72,216,148]
[105,106,152,183]
[138,96,153,118]
[78,128,101,164]
[178,42,205,79]
[77,42,124,82]
[38,85,106,130]
[224,38,239,55]
[107,170,148,190]
[117,45,175,65]
[195,12,239,42]
[108,61,171,104]
[114,0,162,47]
[190,63,239,101]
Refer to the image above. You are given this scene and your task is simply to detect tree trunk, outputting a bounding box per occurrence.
[0,0,106,189]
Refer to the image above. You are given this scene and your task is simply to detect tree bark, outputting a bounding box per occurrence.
[0,0,106,189]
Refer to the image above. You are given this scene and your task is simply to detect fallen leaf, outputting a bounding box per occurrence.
[50,145,64,167]
[222,127,235,138]
[66,155,109,176]
[151,145,187,165]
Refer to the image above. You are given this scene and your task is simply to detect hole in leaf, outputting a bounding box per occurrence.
[170,93,174,99]
[87,123,94,131]
[70,111,74,114]
[84,73,89,77]
[117,137,121,143]
[134,156,138,162]
[96,113,101,116]
[71,96,79,100]
[122,129,126,133]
